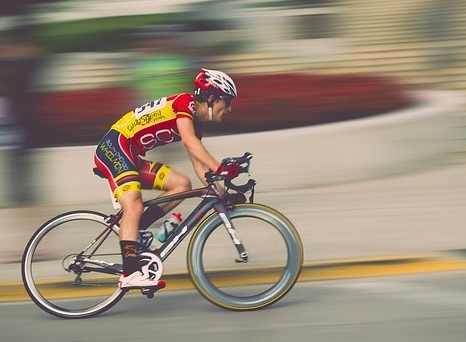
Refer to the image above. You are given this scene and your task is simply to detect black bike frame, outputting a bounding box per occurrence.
[101,184,245,264]
[149,188,222,261]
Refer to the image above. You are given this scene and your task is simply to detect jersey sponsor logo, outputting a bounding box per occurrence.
[126,97,174,133]
[127,110,164,132]
[139,128,181,150]
[99,139,130,173]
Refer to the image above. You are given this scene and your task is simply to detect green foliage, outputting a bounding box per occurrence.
[39,13,177,53]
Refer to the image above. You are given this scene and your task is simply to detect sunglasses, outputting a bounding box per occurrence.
[219,96,234,107]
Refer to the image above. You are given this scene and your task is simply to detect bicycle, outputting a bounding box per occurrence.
[21,152,304,318]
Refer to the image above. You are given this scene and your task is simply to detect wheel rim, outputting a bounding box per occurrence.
[188,204,303,310]
[22,211,124,318]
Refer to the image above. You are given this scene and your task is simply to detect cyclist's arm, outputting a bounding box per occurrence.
[189,153,211,186]
[177,117,220,183]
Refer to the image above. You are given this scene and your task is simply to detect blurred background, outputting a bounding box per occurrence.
[2,0,438,148]
[0,0,465,260]
[3,2,466,337]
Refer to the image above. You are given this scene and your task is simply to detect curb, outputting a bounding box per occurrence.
[3,254,466,303]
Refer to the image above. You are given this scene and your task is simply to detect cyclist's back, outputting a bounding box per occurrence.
[110,93,202,155]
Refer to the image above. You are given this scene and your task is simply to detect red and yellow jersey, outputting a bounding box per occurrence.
[111,93,201,154]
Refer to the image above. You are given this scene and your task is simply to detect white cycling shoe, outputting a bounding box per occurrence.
[118,252,164,289]
[118,271,165,289]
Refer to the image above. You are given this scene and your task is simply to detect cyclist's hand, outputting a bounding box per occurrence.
[216,163,241,179]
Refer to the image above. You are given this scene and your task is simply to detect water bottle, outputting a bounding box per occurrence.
[154,212,182,242]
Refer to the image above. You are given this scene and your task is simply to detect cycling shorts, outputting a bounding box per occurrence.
[94,129,172,202]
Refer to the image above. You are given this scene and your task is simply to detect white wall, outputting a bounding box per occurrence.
[0,91,464,207]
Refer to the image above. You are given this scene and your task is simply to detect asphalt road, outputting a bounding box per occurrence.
[3,271,466,342]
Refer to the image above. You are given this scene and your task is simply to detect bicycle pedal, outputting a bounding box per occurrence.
[141,281,166,298]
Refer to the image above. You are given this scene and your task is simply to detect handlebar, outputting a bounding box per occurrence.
[221,152,253,169]
[204,152,256,194]
[225,178,257,194]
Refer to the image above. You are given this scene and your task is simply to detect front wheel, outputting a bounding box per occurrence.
[187,203,303,311]
[21,210,124,318]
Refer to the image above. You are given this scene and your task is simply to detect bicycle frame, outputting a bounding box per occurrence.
[145,185,233,261]
[149,185,247,262]
[78,183,247,276]
[74,153,256,277]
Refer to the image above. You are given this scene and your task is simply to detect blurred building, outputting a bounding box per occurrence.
[0,0,465,208]
[196,0,466,92]
[4,0,463,93]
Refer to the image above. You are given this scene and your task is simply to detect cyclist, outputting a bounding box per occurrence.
[94,68,240,289]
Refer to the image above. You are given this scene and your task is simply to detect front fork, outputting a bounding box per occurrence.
[216,204,249,263]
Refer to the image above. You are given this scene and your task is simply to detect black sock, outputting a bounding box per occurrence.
[120,240,140,275]
[139,205,165,230]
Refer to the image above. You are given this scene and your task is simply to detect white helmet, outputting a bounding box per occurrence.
[194,68,238,100]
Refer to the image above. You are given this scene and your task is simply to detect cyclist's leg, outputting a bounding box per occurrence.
[94,129,142,240]
[118,190,158,286]
[158,169,192,213]
[114,190,163,288]
[118,191,144,241]
[94,131,160,285]
[138,159,192,217]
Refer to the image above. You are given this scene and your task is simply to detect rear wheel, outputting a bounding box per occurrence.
[187,203,303,310]
[21,210,124,318]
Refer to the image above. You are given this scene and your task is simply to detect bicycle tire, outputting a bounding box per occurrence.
[187,203,303,311]
[21,210,125,318]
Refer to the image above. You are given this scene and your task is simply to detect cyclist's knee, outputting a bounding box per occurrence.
[176,175,192,192]
[119,192,144,217]
[165,172,192,193]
